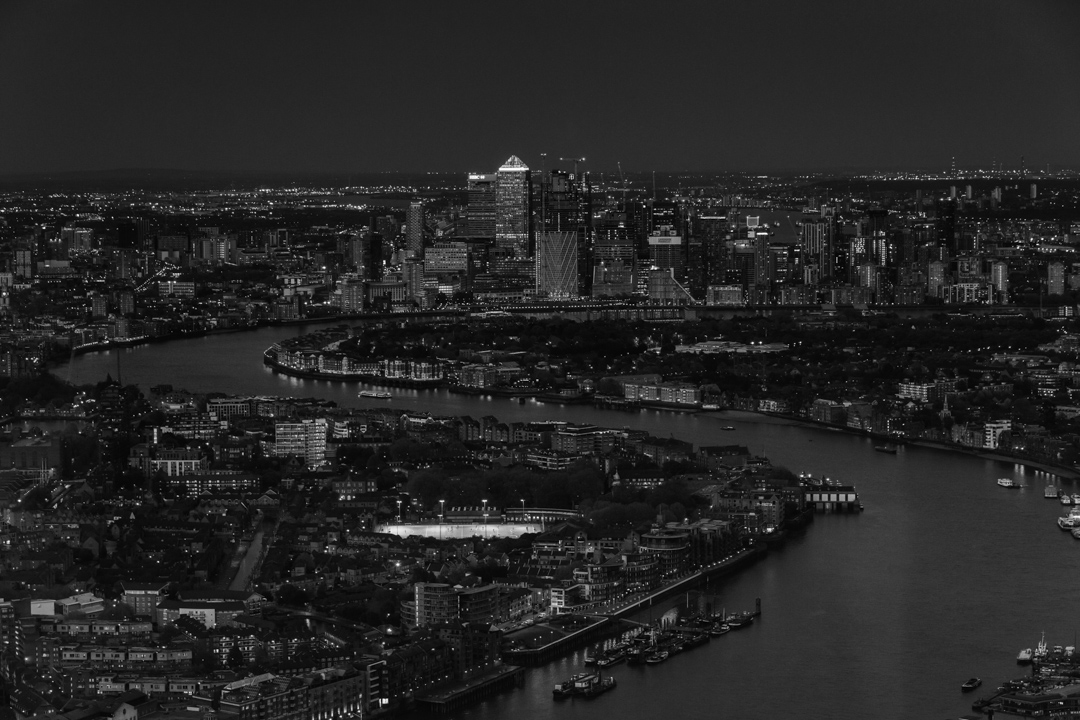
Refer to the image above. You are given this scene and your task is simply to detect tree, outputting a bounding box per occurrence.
[276,583,310,607]
[227,645,245,669]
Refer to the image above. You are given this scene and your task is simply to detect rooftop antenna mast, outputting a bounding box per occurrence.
[540,152,548,231]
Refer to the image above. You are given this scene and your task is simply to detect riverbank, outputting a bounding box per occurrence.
[263,354,711,413]
[57,310,469,367]
[706,407,1080,481]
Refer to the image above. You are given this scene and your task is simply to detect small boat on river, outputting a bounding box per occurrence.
[962,677,982,692]
[577,673,616,698]
[873,444,898,454]
[997,478,1022,488]
[645,650,669,664]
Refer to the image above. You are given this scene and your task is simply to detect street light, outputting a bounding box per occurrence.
[396,499,402,523]
[439,499,445,539]
[520,498,526,521]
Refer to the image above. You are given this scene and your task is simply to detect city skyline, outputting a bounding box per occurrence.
[1,1,1078,175]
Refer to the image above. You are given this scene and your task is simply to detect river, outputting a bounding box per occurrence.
[64,322,1080,719]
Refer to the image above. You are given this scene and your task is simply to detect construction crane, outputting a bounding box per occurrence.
[559,156,586,176]
[617,162,629,204]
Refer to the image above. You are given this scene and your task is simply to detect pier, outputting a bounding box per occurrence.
[414,664,525,714]
[501,614,613,666]
[595,545,767,619]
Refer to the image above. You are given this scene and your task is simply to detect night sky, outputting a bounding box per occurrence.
[1,0,1078,175]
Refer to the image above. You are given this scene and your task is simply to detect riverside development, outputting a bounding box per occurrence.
[0,318,1074,720]
[9,169,1080,720]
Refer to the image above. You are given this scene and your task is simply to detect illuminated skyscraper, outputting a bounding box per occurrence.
[467,173,497,238]
[991,261,1009,303]
[536,231,578,299]
[405,201,425,257]
[495,155,530,257]
[538,169,591,294]
[1048,261,1066,296]
[647,226,685,282]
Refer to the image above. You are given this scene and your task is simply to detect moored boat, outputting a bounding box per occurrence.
[724,612,755,629]
[1072,494,1080,505]
[358,390,392,399]
[708,623,731,637]
[1057,515,1080,530]
[1046,485,1060,499]
[554,674,587,699]
[578,675,617,698]
[1035,633,1049,660]
[645,650,669,664]
[1061,493,1072,505]
[1017,647,1033,664]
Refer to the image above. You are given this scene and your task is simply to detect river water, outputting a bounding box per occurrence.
[64,323,1080,719]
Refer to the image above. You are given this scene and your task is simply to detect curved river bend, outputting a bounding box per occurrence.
[64,323,1080,720]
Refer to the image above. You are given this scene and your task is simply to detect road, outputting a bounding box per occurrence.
[219,529,266,591]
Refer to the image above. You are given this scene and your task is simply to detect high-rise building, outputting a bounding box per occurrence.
[1048,261,1066,296]
[537,169,591,295]
[928,260,948,298]
[646,226,685,282]
[274,418,328,467]
[495,156,531,258]
[405,201,425,257]
[402,258,427,305]
[536,231,578,299]
[991,261,1009,303]
[695,215,730,290]
[467,173,497,238]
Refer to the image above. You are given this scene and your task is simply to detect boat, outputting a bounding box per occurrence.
[708,623,731,637]
[1017,647,1033,664]
[724,612,755,629]
[1072,527,1080,540]
[873,444,898,454]
[681,632,709,649]
[1061,493,1073,505]
[962,677,982,692]
[1034,633,1049,660]
[721,426,736,431]
[1046,485,1059,499]
[645,650,669,664]
[553,673,591,699]
[997,478,1022,488]
[578,675,616,698]
[1058,514,1080,530]
[358,390,392,399]
[1072,494,1080,505]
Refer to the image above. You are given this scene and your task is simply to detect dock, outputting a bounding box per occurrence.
[602,545,767,618]
[413,664,524,714]
[501,614,612,666]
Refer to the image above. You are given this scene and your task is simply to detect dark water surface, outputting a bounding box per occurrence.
[65,324,1080,719]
